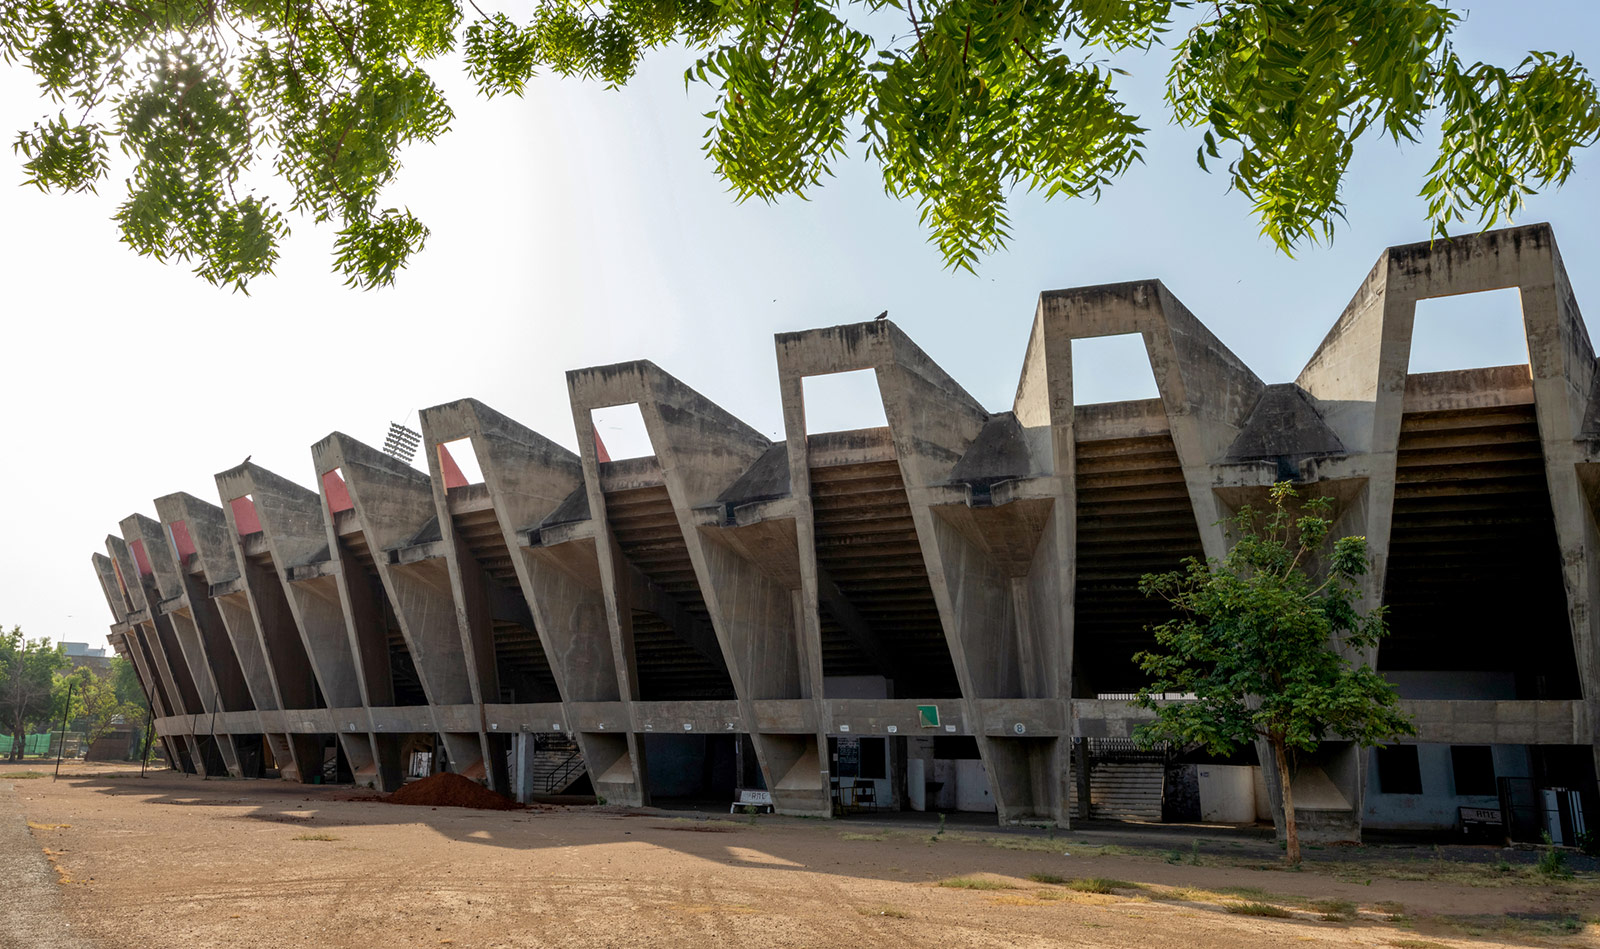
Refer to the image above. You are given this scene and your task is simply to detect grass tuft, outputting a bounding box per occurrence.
[1,771,48,779]
[855,905,909,919]
[292,833,341,842]
[937,876,1014,890]
[1309,897,1357,921]
[1027,872,1068,885]
[1066,878,1139,894]
[1226,902,1293,918]
[1388,942,1450,949]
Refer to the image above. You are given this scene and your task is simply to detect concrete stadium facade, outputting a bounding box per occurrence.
[93,224,1598,839]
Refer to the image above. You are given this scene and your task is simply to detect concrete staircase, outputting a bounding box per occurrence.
[527,736,586,795]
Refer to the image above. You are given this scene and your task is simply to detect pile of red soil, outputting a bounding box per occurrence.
[388,772,521,811]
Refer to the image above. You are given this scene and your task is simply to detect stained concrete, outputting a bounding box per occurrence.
[94,224,1599,837]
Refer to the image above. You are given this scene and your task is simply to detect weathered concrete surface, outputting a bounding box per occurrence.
[91,223,1599,835]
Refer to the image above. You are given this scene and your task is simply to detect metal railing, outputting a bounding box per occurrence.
[543,750,585,794]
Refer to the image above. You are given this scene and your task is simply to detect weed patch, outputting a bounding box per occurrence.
[292,833,341,841]
[856,905,908,919]
[1226,902,1292,918]
[1305,896,1356,915]
[1,771,47,779]
[937,876,1015,890]
[1027,872,1067,885]
[1067,878,1139,894]
[1309,898,1357,921]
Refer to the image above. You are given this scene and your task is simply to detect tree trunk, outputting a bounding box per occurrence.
[1272,737,1300,865]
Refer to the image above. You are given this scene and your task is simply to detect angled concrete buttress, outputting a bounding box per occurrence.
[313,432,486,790]
[90,224,1597,838]
[215,462,375,783]
[92,552,179,765]
[569,361,828,816]
[120,513,247,776]
[419,399,610,800]
[152,492,295,774]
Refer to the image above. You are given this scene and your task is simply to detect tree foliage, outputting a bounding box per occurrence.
[1131,483,1414,864]
[0,626,68,760]
[111,655,150,714]
[58,664,144,749]
[4,1,1598,288]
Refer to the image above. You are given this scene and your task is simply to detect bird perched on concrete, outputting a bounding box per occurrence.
[874,310,888,321]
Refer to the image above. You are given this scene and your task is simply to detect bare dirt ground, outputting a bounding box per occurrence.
[3,762,1597,949]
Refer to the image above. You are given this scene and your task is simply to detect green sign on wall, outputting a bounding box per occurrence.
[916,705,940,728]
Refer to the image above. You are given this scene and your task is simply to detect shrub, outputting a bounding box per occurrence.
[1537,846,1573,879]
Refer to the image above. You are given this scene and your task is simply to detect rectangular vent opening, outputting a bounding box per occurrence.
[437,438,486,488]
[1071,333,1159,405]
[590,403,652,461]
[1410,288,1528,373]
[802,369,888,433]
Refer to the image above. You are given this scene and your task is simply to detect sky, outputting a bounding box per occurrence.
[1,3,1597,650]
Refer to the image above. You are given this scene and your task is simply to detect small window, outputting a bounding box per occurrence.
[1450,745,1496,797]
[1376,744,1423,795]
[859,737,887,780]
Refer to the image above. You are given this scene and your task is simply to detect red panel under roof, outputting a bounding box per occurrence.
[231,496,263,535]
[322,469,354,513]
[438,443,469,490]
[169,520,197,559]
[129,539,153,576]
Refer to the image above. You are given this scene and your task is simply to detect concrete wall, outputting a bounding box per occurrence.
[1364,743,1533,831]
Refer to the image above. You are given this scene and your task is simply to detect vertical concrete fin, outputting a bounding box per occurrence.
[119,513,183,604]
[106,534,147,614]
[215,464,366,717]
[154,493,261,714]
[92,553,126,622]
[317,431,474,710]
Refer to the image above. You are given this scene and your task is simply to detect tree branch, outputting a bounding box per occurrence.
[905,0,928,62]
[770,0,802,76]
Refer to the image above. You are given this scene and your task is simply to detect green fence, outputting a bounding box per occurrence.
[0,733,54,756]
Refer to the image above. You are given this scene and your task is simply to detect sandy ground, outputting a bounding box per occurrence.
[3,762,1597,949]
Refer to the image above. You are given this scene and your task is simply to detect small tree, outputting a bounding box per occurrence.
[66,667,143,754]
[1132,483,1414,865]
[0,627,68,760]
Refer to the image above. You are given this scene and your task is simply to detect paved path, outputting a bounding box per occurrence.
[0,782,93,949]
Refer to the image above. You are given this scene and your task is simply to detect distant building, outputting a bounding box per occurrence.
[61,642,112,677]
[92,224,1597,844]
